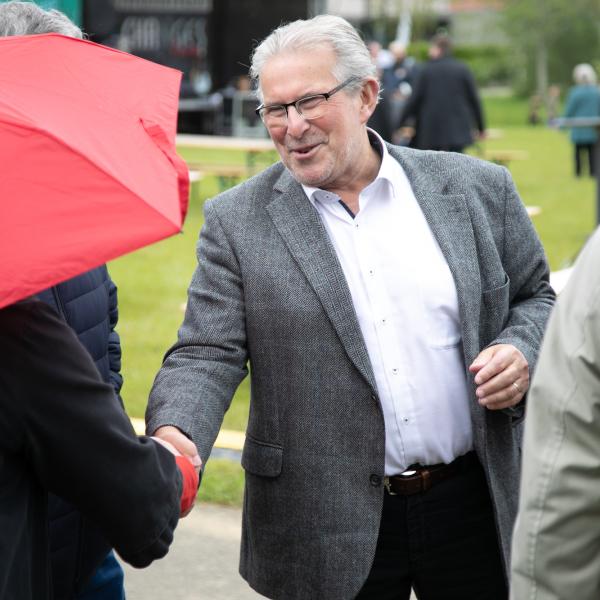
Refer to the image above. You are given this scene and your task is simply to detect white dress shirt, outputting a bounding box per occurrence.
[302,131,473,475]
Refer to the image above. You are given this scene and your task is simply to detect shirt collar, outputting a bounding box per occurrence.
[302,128,397,206]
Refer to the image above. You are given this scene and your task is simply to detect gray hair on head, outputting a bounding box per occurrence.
[0,1,82,38]
[249,14,377,102]
[573,63,597,85]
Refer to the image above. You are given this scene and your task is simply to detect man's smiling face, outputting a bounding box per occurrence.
[259,45,369,192]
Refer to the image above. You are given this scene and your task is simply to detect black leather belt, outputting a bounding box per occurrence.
[384,451,479,496]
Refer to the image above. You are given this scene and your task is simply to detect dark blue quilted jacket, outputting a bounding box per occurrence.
[37,265,123,599]
[36,266,122,395]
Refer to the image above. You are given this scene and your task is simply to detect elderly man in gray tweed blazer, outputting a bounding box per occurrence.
[147,15,555,600]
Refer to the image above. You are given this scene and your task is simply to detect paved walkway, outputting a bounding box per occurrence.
[122,502,418,600]
[122,503,262,600]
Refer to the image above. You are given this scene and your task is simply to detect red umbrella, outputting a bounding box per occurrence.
[0,34,189,309]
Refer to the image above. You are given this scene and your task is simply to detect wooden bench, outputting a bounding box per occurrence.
[482,149,529,167]
[187,162,250,191]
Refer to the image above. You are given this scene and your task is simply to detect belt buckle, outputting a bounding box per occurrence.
[385,468,420,496]
[400,469,418,477]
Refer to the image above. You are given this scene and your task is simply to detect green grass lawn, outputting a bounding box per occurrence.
[471,127,596,268]
[110,95,598,505]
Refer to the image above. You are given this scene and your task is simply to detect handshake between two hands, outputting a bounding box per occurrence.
[151,426,202,517]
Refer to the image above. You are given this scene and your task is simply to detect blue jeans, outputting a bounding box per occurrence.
[75,551,125,600]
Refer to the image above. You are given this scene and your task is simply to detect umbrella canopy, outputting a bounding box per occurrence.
[0,33,189,309]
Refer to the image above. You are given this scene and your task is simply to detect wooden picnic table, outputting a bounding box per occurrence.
[176,134,275,170]
[481,149,529,167]
[176,134,274,152]
[177,134,277,190]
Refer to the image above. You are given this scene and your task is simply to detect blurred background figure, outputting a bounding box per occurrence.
[381,41,415,145]
[397,33,485,153]
[367,39,393,71]
[367,39,395,142]
[563,63,600,177]
[546,84,561,122]
[37,269,126,600]
[0,296,198,600]
[528,93,542,125]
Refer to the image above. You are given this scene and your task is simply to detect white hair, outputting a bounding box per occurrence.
[573,63,597,85]
[250,14,377,102]
[0,1,82,38]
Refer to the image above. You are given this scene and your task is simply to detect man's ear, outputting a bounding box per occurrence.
[358,78,380,124]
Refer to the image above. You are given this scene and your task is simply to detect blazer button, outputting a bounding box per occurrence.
[370,474,382,487]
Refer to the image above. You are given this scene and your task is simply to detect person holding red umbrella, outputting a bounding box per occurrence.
[0,297,199,600]
[0,4,130,599]
[0,3,196,599]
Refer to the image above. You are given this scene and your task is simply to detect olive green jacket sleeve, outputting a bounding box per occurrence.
[511,228,600,600]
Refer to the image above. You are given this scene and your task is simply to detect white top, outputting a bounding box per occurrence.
[302,131,473,475]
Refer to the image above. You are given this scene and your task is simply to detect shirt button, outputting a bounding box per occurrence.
[370,474,382,487]
[392,368,399,375]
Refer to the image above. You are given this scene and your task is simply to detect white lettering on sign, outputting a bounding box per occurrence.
[120,17,161,51]
[170,17,207,55]
[114,0,212,14]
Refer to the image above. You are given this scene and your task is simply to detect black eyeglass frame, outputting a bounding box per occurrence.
[255,76,360,123]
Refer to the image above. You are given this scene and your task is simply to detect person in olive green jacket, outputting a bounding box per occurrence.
[511,227,600,600]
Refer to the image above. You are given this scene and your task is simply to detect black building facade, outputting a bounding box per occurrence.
[83,0,309,133]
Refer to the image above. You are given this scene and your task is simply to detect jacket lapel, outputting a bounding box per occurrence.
[266,170,377,392]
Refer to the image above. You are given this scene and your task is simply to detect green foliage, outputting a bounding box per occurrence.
[469,123,596,269]
[483,93,530,128]
[455,45,514,87]
[361,10,443,45]
[406,42,514,87]
[548,19,600,87]
[408,9,443,42]
[407,40,430,62]
[502,0,600,94]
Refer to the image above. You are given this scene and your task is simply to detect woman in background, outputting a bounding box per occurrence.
[563,63,600,177]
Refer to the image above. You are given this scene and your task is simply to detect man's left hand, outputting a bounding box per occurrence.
[468,344,529,410]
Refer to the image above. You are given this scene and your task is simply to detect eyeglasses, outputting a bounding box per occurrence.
[255,77,359,127]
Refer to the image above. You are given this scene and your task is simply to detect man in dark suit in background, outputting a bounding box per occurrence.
[399,33,485,152]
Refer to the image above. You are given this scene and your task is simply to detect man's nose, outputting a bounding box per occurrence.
[286,105,310,137]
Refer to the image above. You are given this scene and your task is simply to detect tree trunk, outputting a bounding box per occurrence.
[535,37,548,101]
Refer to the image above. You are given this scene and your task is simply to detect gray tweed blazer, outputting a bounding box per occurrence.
[147,145,555,600]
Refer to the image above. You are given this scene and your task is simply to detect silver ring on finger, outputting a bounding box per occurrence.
[512,381,522,394]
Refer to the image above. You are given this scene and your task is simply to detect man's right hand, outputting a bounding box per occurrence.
[153,425,202,473]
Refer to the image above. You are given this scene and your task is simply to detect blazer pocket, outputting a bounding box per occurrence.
[241,435,283,478]
[482,274,510,307]
[481,275,510,337]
